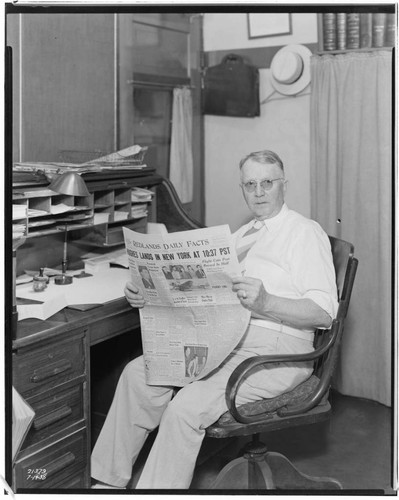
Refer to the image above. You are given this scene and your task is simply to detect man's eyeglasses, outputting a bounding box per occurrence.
[241,178,285,193]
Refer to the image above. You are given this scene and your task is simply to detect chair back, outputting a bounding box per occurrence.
[208,235,358,424]
[287,236,358,414]
[329,236,356,317]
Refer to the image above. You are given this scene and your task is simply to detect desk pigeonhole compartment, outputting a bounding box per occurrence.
[105,218,147,246]
[14,428,88,489]
[20,381,86,452]
[13,333,86,399]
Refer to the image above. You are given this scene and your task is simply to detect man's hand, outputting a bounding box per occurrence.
[232,276,333,330]
[231,276,269,316]
[124,281,146,308]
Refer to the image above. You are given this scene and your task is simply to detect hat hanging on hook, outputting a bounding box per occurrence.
[270,44,312,96]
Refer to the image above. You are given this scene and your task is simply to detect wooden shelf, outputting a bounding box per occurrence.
[317,13,395,54]
[317,46,393,56]
[13,179,154,244]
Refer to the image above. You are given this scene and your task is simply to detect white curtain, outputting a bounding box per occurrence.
[310,50,392,406]
[169,87,194,204]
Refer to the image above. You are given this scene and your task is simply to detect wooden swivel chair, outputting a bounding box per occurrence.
[206,236,358,490]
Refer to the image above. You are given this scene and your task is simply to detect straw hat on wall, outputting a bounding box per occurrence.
[270,44,312,96]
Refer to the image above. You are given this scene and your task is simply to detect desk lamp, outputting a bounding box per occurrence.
[48,172,90,285]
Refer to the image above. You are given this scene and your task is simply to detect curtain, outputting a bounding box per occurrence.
[169,87,194,204]
[310,51,392,407]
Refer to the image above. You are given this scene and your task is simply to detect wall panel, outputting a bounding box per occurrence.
[16,13,116,162]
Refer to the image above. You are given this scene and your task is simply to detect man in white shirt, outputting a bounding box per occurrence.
[91,149,338,490]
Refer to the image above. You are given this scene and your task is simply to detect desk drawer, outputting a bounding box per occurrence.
[14,428,88,489]
[89,308,140,346]
[53,471,88,489]
[13,334,86,399]
[21,383,85,452]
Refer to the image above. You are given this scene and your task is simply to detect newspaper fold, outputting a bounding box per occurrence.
[123,225,251,386]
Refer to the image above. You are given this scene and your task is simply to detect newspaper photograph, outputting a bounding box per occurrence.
[123,225,251,386]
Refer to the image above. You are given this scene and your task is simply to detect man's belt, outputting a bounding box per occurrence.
[250,318,315,342]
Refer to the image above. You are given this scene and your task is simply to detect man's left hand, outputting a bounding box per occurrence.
[231,276,269,316]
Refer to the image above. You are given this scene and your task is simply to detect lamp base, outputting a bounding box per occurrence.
[54,274,73,285]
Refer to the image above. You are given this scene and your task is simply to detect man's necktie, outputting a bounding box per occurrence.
[237,220,264,264]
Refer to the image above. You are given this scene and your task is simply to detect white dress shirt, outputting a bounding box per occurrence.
[232,204,338,342]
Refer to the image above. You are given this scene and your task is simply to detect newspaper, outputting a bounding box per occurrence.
[123,225,251,386]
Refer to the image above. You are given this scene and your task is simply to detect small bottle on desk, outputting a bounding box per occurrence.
[33,268,49,292]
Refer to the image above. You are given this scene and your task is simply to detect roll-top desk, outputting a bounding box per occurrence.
[10,170,203,491]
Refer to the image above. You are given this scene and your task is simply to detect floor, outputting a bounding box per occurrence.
[130,390,395,493]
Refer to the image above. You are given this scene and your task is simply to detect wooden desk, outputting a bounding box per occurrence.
[12,298,140,490]
[11,175,203,491]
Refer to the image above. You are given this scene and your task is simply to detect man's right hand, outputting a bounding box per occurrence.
[124,281,146,308]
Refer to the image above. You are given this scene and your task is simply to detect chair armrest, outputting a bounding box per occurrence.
[225,321,340,423]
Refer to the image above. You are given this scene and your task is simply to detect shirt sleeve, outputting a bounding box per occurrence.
[288,222,339,322]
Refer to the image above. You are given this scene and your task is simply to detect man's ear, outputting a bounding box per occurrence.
[283,180,288,194]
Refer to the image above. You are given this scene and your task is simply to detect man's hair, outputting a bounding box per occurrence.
[239,150,284,171]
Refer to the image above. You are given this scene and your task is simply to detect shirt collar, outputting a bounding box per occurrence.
[254,203,289,232]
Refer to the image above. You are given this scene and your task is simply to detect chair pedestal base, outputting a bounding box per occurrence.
[212,448,342,490]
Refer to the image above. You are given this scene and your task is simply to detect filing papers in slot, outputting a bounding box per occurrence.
[131,187,154,202]
[131,188,153,218]
[123,225,251,387]
[12,204,27,220]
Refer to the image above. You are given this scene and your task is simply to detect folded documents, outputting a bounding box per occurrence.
[84,255,111,273]
[13,204,27,220]
[89,145,142,163]
[131,187,154,202]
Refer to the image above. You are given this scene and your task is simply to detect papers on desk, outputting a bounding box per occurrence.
[16,267,130,321]
[83,248,128,273]
[16,287,68,321]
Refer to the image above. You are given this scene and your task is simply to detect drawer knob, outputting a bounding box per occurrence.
[33,405,73,431]
[30,359,72,383]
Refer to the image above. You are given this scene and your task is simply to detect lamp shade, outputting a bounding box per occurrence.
[49,172,90,197]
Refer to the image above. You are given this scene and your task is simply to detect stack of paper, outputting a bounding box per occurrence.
[16,267,130,320]
[114,211,130,221]
[50,203,84,215]
[131,203,148,219]
[13,204,27,220]
[27,208,49,217]
[88,145,142,163]
[12,387,35,461]
[13,224,26,239]
[131,187,153,202]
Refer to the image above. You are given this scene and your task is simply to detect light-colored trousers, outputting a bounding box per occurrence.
[91,326,313,489]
